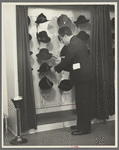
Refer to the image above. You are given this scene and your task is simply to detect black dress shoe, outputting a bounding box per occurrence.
[72,130,91,135]
[70,125,77,129]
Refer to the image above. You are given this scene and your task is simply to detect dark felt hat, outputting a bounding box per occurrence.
[58,79,73,91]
[35,13,49,24]
[37,31,51,43]
[39,76,53,90]
[57,14,72,29]
[30,51,33,55]
[76,31,90,41]
[29,34,32,41]
[28,16,30,25]
[74,15,90,25]
[37,62,52,73]
[36,48,52,60]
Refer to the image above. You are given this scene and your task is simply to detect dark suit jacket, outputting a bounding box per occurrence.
[60,45,71,72]
[55,36,93,85]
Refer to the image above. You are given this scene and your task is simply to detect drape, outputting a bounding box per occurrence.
[16,5,37,132]
[90,5,115,120]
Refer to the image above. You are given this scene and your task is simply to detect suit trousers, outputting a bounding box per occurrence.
[75,80,93,132]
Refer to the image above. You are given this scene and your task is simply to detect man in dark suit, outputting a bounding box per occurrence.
[51,26,93,135]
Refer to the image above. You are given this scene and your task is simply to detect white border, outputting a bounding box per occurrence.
[1,2,118,5]
[2,2,118,148]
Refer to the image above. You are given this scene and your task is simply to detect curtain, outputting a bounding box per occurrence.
[16,5,37,132]
[90,5,115,120]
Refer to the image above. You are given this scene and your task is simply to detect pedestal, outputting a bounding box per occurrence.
[10,136,28,145]
[10,96,28,145]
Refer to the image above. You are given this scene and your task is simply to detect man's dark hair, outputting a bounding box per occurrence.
[58,26,72,37]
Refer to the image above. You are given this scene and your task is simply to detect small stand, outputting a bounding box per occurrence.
[10,96,28,145]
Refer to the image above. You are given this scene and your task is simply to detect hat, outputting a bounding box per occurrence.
[35,13,49,24]
[36,48,52,60]
[57,14,72,29]
[28,16,30,25]
[37,31,51,43]
[39,76,53,90]
[74,15,90,26]
[30,51,33,55]
[76,31,90,41]
[37,62,52,73]
[58,79,73,91]
[29,34,32,41]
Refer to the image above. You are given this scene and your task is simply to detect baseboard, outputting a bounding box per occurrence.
[36,104,76,114]
[7,115,115,136]
[21,115,115,136]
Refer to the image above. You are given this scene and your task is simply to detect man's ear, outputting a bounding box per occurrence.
[64,35,67,38]
[64,35,68,39]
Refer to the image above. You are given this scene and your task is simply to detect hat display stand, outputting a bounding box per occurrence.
[35,18,54,90]
[10,96,28,145]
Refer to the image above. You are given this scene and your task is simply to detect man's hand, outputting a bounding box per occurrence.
[50,67,56,73]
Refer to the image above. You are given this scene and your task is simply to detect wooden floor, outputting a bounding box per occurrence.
[3,120,115,147]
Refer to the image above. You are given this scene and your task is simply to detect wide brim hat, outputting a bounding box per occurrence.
[74,15,90,25]
[38,37,51,43]
[37,62,52,73]
[58,79,73,91]
[36,48,52,60]
[39,76,53,90]
[57,14,72,29]
[76,31,90,41]
[37,31,51,43]
[35,13,49,24]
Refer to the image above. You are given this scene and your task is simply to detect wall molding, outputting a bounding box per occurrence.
[36,104,76,114]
